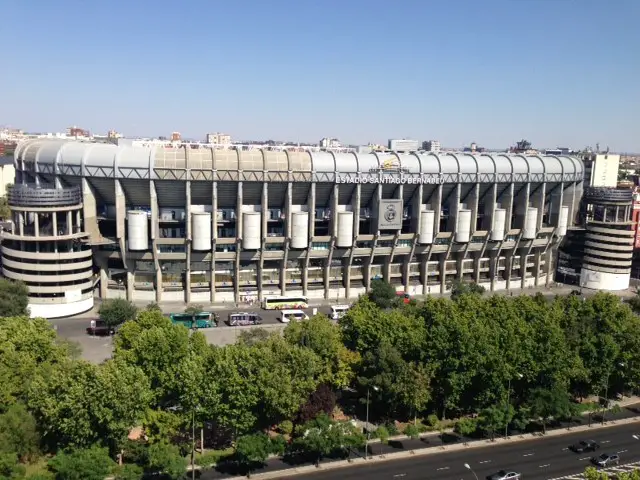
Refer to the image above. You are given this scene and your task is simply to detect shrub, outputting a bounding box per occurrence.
[403,424,421,439]
[385,422,399,435]
[195,448,234,469]
[48,447,115,480]
[426,414,440,428]
[113,464,143,480]
[278,420,293,435]
[374,426,390,444]
[269,435,287,456]
[454,417,478,437]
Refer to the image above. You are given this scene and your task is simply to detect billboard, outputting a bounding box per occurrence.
[378,199,403,230]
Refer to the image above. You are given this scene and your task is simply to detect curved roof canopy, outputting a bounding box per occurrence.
[14,139,583,181]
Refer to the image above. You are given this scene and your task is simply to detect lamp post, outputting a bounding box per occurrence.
[191,408,196,480]
[464,463,479,480]
[602,362,625,425]
[365,386,379,460]
[505,373,523,438]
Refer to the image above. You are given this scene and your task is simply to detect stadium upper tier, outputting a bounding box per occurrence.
[14,139,583,183]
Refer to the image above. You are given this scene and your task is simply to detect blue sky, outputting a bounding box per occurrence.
[1,0,638,151]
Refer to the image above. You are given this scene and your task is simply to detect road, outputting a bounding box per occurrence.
[49,305,334,363]
[279,422,640,480]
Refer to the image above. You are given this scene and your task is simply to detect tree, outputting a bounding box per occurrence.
[184,304,204,327]
[0,279,29,317]
[0,452,25,479]
[98,299,138,328]
[450,280,485,301]
[113,464,143,480]
[48,446,115,480]
[284,315,360,389]
[147,442,187,480]
[235,433,270,474]
[367,279,398,309]
[296,384,336,424]
[237,328,273,346]
[584,466,611,479]
[0,196,10,220]
[478,405,512,441]
[145,302,161,313]
[527,386,572,434]
[0,402,40,462]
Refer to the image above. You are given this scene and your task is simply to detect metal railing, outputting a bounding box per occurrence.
[8,184,81,207]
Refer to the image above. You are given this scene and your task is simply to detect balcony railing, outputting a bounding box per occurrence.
[8,184,81,207]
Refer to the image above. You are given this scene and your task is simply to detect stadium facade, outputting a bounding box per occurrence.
[5,139,584,318]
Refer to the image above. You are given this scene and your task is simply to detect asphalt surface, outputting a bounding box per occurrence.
[49,306,334,363]
[278,422,640,480]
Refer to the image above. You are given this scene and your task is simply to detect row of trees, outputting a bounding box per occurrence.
[2,277,640,478]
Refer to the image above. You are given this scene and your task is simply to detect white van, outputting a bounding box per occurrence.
[330,305,351,320]
[280,309,309,323]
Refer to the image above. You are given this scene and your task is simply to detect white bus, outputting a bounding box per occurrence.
[227,312,262,326]
[280,309,309,323]
[262,295,309,310]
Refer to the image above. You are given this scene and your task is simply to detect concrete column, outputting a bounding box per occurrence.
[434,184,443,234]
[352,184,361,237]
[235,182,243,304]
[52,212,57,237]
[504,183,515,231]
[33,212,39,237]
[126,271,134,301]
[155,268,163,302]
[211,181,217,303]
[67,211,72,235]
[100,266,108,299]
[439,254,447,292]
[81,178,100,241]
[469,183,480,233]
[185,181,192,304]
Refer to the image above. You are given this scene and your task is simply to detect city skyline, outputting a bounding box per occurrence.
[1,0,638,151]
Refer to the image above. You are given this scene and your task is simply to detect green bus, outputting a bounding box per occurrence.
[169,312,218,329]
[262,295,309,310]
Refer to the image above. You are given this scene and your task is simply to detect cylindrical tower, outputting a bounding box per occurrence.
[579,187,634,291]
[191,212,212,251]
[242,212,261,250]
[337,212,354,247]
[455,209,472,243]
[419,210,435,244]
[290,212,309,249]
[1,184,94,318]
[491,208,507,241]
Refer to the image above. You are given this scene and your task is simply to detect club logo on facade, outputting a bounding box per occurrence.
[384,203,397,223]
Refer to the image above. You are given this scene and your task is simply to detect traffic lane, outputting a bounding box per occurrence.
[282,422,640,480]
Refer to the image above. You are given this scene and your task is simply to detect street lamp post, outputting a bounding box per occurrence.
[464,462,479,480]
[505,373,523,439]
[602,362,625,425]
[365,386,379,460]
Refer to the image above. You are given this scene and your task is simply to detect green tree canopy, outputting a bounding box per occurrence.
[47,446,115,480]
[0,279,29,317]
[98,298,138,328]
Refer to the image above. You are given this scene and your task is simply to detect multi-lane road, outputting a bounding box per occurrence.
[279,422,640,480]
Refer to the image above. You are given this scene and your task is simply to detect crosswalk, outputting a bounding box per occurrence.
[549,460,640,479]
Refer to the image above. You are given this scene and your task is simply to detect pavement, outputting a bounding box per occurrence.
[187,402,640,480]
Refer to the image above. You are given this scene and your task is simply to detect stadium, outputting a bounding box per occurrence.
[4,139,584,318]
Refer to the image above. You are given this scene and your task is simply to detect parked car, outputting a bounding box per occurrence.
[86,320,115,336]
[486,471,521,480]
[570,440,600,453]
[591,454,620,467]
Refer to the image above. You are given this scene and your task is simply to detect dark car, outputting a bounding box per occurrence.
[486,471,521,480]
[570,440,600,453]
[86,320,115,336]
[591,453,619,467]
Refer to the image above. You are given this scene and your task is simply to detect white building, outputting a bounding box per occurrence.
[206,133,231,145]
[319,138,341,149]
[583,153,620,187]
[422,140,441,153]
[388,139,419,152]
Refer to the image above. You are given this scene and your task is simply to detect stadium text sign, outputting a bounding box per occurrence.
[335,156,444,185]
[336,174,443,185]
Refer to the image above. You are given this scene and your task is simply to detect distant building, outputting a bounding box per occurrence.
[463,142,485,153]
[319,137,341,149]
[422,140,441,152]
[583,153,620,187]
[171,132,181,142]
[107,130,121,139]
[66,126,90,138]
[206,133,231,145]
[388,139,419,152]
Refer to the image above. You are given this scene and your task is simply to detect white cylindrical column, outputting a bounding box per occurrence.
[455,209,472,243]
[419,211,435,244]
[192,212,212,251]
[337,212,354,247]
[491,208,506,241]
[557,206,569,236]
[290,212,309,249]
[522,207,538,239]
[242,212,261,250]
[127,211,149,251]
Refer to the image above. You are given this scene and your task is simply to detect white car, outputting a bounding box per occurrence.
[592,454,619,467]
[486,471,521,480]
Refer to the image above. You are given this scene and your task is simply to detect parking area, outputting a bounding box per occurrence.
[50,305,336,364]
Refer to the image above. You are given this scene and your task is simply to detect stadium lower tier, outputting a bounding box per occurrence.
[96,247,554,304]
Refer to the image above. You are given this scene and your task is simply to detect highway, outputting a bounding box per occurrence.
[280,422,640,480]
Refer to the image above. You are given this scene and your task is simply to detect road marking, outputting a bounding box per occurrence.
[437,467,450,471]
[618,449,628,453]
[562,447,569,451]
[539,464,551,468]
[393,475,406,478]
[479,460,491,464]
[523,453,534,457]
[579,457,591,461]
[601,440,611,444]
